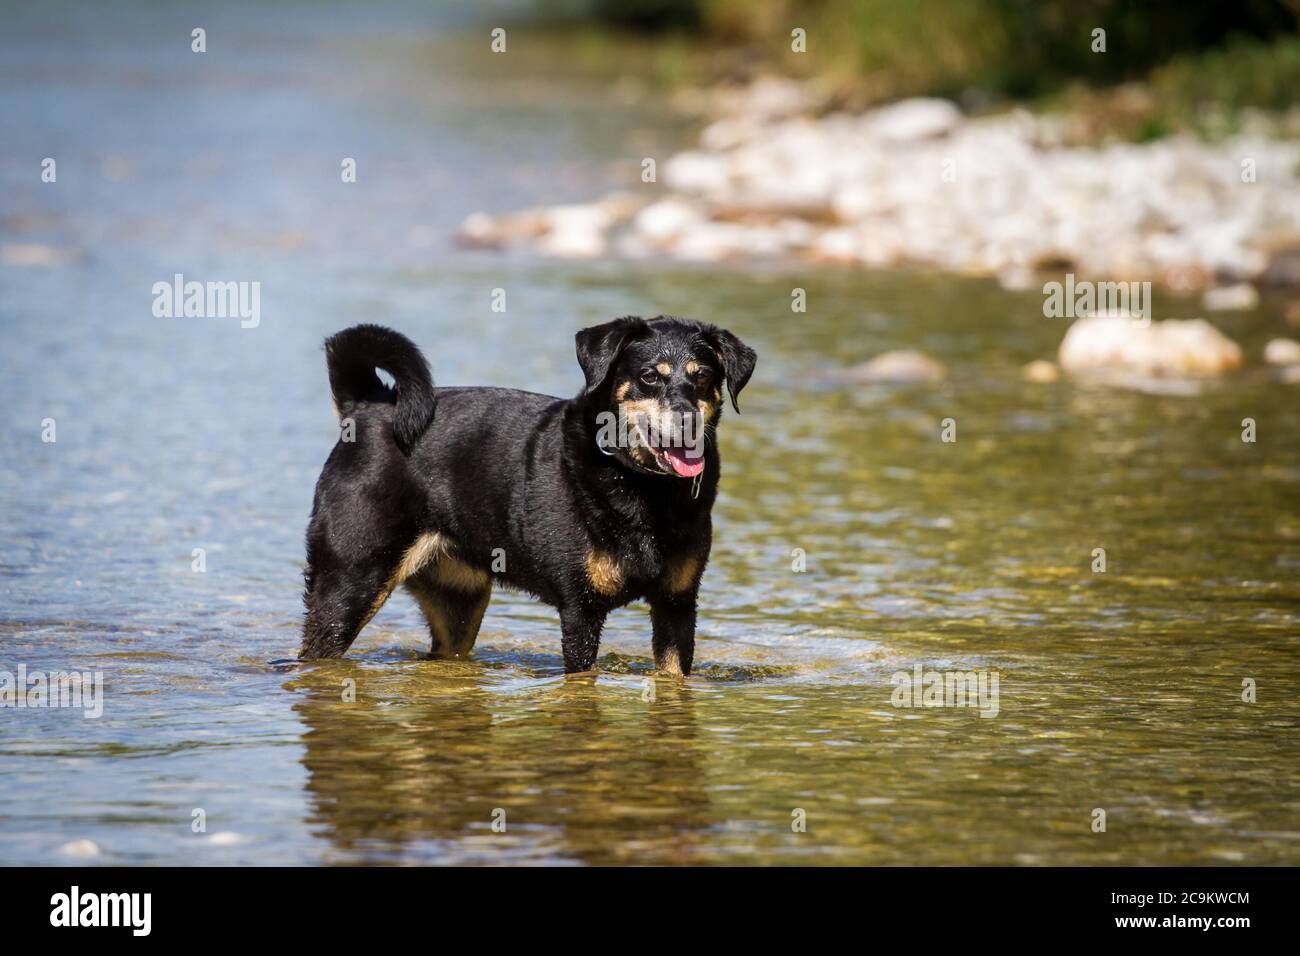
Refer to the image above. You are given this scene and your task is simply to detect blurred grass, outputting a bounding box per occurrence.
[1151,33,1300,114]
[544,0,1300,138]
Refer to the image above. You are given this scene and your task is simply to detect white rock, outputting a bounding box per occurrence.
[700,116,764,152]
[455,209,545,249]
[711,76,812,121]
[59,839,101,858]
[773,217,818,247]
[1022,360,1060,383]
[1264,337,1300,365]
[810,227,860,262]
[1,243,78,267]
[861,98,963,143]
[1059,315,1243,377]
[672,221,789,261]
[633,199,704,243]
[840,350,947,383]
[593,192,647,221]
[1202,283,1260,311]
[537,204,611,258]
[663,151,732,195]
[457,77,1300,286]
[998,267,1037,291]
[456,212,499,247]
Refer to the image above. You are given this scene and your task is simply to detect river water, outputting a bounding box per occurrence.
[1,0,1298,865]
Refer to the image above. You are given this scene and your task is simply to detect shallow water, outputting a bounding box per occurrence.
[2,1,1298,866]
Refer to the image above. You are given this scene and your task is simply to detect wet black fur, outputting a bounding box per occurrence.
[298,316,756,674]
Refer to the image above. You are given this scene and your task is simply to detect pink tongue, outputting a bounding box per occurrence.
[663,447,705,478]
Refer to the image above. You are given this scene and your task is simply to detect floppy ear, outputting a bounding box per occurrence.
[575,316,647,396]
[706,326,757,413]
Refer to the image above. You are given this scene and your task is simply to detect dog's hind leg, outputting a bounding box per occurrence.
[405,560,492,659]
[300,563,398,660]
[298,532,446,660]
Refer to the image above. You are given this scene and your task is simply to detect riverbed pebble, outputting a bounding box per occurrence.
[459,82,1300,289]
[1022,359,1061,383]
[1264,337,1300,365]
[536,204,613,258]
[58,839,101,858]
[1203,283,1260,311]
[1058,315,1243,377]
[837,350,948,383]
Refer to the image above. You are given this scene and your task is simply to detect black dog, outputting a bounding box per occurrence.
[298,316,756,674]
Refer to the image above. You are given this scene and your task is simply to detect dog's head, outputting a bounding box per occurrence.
[575,315,756,479]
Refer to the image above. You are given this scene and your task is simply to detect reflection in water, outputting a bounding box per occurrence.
[290,663,712,864]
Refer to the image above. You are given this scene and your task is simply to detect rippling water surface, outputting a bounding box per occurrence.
[2,0,1298,865]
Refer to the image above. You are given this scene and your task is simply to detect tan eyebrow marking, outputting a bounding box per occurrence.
[686,361,699,375]
[656,362,672,376]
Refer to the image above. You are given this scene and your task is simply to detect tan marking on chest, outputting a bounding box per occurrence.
[585,552,624,596]
[664,554,701,593]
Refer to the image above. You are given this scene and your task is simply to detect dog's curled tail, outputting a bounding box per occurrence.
[324,324,435,455]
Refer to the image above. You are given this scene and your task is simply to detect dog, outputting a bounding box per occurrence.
[297,315,756,675]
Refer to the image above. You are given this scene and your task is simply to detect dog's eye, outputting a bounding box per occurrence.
[640,369,661,387]
[695,367,714,385]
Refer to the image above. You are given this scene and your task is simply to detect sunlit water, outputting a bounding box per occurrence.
[2,1,1298,866]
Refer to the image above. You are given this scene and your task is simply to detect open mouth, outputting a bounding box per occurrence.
[650,443,705,478]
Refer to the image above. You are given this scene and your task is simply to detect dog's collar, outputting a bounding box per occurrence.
[596,435,665,477]
[596,436,705,498]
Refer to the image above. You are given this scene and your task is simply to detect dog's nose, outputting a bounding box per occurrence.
[662,400,702,449]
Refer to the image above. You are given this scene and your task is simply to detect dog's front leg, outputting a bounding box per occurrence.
[649,591,696,677]
[559,605,606,673]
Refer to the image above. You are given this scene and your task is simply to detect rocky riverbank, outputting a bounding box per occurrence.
[459,78,1300,293]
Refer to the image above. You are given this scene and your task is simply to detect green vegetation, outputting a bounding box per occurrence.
[1151,33,1300,115]
[554,0,1300,138]
[696,1,1298,98]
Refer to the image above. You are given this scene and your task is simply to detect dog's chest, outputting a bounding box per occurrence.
[582,514,703,602]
